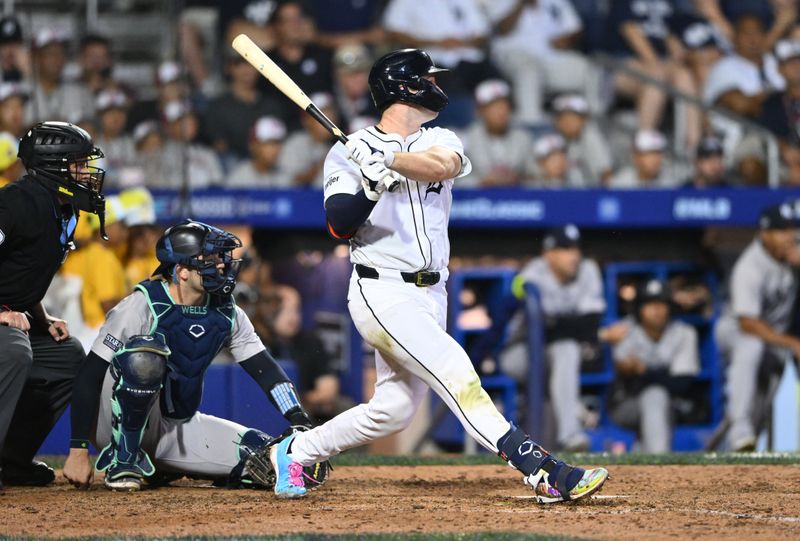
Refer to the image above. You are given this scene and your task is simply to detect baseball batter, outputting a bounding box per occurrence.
[267,49,609,502]
[62,220,326,491]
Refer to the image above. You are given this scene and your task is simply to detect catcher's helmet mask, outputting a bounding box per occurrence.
[18,121,107,236]
[368,49,449,113]
[154,220,243,296]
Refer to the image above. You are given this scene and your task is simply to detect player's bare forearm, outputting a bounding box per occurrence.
[390,146,461,182]
[738,316,800,350]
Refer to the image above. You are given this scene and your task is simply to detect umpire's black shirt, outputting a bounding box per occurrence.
[0,175,76,312]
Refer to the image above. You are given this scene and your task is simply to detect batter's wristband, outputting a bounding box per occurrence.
[383,149,395,167]
[70,439,91,449]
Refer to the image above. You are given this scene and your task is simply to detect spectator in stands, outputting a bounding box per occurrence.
[27,28,94,124]
[382,0,500,95]
[552,94,613,185]
[265,0,334,130]
[228,116,288,187]
[716,203,800,451]
[704,14,792,185]
[219,0,278,53]
[78,34,114,95]
[118,187,161,286]
[280,92,337,187]
[704,14,785,117]
[259,286,352,423]
[131,121,167,190]
[483,0,599,126]
[680,135,732,188]
[310,0,386,48]
[471,225,627,451]
[609,130,672,189]
[460,79,535,188]
[607,0,701,151]
[0,82,28,137]
[610,279,700,453]
[160,100,223,189]
[670,4,728,101]
[204,52,285,168]
[94,89,135,186]
[127,61,188,130]
[332,44,377,132]
[0,131,20,188]
[758,39,800,185]
[0,15,29,83]
[61,196,129,351]
[529,133,583,188]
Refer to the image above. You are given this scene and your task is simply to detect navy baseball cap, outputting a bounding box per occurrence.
[0,16,22,45]
[638,279,670,305]
[543,224,581,251]
[697,136,724,159]
[759,203,800,230]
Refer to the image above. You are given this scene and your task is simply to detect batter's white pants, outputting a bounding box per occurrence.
[290,269,512,466]
[95,369,248,477]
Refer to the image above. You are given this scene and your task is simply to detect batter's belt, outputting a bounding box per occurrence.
[355,264,440,287]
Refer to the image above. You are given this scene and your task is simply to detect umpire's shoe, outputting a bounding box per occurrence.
[269,433,306,498]
[1,460,56,486]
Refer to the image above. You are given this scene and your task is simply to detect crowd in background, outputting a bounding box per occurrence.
[0,0,799,189]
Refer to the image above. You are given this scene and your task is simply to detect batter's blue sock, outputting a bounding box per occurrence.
[497,425,583,490]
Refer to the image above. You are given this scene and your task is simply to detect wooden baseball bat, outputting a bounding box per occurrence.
[231,33,348,144]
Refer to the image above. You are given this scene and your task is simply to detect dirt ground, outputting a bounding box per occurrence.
[1,464,799,540]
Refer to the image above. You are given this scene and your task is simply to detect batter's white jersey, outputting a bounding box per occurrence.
[323,126,471,272]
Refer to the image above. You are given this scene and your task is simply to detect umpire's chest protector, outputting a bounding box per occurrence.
[135,280,235,420]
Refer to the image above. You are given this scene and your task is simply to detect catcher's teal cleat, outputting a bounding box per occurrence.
[269,433,306,499]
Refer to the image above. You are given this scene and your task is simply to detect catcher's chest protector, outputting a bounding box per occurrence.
[135,280,235,420]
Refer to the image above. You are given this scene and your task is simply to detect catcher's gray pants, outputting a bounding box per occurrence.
[716,317,786,448]
[0,325,84,467]
[94,369,249,477]
[500,339,586,448]
[492,49,600,125]
[611,385,671,453]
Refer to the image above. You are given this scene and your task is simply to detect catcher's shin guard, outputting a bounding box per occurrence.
[96,335,168,478]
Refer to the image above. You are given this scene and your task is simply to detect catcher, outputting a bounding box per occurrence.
[63,220,328,491]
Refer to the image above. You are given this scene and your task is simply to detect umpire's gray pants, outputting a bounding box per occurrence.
[500,339,586,446]
[0,325,84,465]
[611,385,671,453]
[94,369,251,478]
[716,316,786,448]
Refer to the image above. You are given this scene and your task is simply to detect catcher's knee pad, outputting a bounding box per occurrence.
[107,335,170,465]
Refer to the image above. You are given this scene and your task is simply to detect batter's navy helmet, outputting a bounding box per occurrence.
[368,49,449,113]
[154,220,243,296]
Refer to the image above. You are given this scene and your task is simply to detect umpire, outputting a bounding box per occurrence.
[0,121,107,487]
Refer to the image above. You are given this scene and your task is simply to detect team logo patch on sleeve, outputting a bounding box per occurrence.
[103,333,122,352]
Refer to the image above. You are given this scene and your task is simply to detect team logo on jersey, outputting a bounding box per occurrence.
[188,324,206,338]
[425,182,443,198]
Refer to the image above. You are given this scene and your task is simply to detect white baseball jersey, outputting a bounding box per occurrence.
[323,126,471,272]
